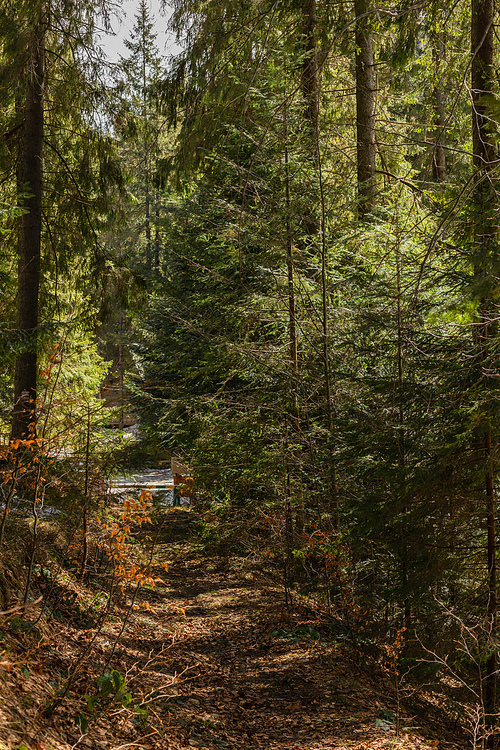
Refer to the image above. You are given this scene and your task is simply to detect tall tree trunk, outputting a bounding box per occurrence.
[284,119,299,404]
[395,225,411,630]
[118,309,124,430]
[11,10,45,441]
[472,0,494,173]
[432,86,447,182]
[471,0,497,725]
[142,45,152,281]
[301,0,320,239]
[354,0,376,217]
[154,199,160,270]
[301,0,337,524]
[301,0,320,152]
[145,148,151,279]
[485,426,497,725]
[431,20,447,182]
[283,95,300,536]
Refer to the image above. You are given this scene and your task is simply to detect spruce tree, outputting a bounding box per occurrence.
[354,0,376,215]
[1,0,121,438]
[11,3,46,439]
[118,0,163,278]
[471,0,497,720]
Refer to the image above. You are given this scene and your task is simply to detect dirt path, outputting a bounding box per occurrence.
[93,509,464,750]
[0,508,467,750]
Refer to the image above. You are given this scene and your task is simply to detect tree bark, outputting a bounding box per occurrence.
[145,154,151,278]
[301,0,320,238]
[430,25,447,182]
[485,426,497,724]
[154,199,160,270]
[11,9,45,441]
[471,0,497,725]
[472,0,495,172]
[354,0,376,217]
[301,0,320,147]
[432,86,447,182]
[283,103,299,397]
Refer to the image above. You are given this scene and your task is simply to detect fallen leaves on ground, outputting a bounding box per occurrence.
[0,508,467,750]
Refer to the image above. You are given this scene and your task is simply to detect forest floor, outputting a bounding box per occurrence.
[0,506,470,750]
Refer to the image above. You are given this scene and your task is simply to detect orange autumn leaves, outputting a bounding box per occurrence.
[97,491,164,592]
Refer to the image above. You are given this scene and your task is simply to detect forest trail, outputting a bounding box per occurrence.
[1,508,466,750]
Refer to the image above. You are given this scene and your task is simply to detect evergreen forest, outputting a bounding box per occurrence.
[1,0,500,748]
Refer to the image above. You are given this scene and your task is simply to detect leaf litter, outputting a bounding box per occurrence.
[0,507,468,750]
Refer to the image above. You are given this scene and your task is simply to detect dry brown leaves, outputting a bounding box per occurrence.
[0,509,467,750]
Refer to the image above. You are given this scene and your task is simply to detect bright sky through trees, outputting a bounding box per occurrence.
[98,0,181,62]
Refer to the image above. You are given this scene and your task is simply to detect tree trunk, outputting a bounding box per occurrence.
[301,0,320,148]
[431,27,447,183]
[432,86,447,182]
[472,0,495,173]
[145,152,151,279]
[283,96,301,534]
[471,0,497,726]
[485,427,497,724]
[154,199,160,270]
[11,9,45,441]
[301,0,337,524]
[354,0,376,217]
[301,0,320,238]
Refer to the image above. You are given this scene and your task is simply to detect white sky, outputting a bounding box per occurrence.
[98,0,182,64]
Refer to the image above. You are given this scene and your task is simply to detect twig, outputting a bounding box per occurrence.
[70,733,89,750]
[109,732,158,749]
[0,596,42,617]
